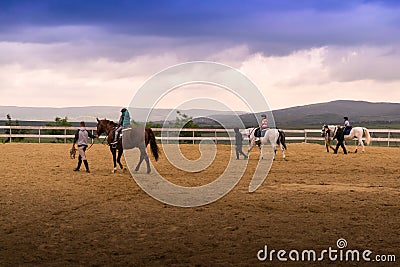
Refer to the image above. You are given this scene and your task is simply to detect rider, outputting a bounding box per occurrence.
[111,108,131,145]
[255,114,268,142]
[343,116,352,135]
[234,128,248,160]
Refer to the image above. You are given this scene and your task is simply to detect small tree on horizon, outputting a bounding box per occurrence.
[46,116,73,143]
[170,111,201,143]
[3,114,25,142]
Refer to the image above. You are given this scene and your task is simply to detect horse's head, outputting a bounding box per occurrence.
[96,118,111,137]
[321,125,328,137]
[245,127,259,144]
[239,128,248,136]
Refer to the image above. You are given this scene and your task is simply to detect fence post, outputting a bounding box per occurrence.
[215,130,217,144]
[304,130,307,143]
[388,131,390,147]
[38,128,41,143]
[192,130,195,145]
[9,126,12,143]
[64,128,67,143]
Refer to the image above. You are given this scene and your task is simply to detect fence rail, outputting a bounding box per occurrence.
[1,126,400,146]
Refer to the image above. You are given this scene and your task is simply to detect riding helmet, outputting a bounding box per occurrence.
[344,116,348,120]
[121,108,127,113]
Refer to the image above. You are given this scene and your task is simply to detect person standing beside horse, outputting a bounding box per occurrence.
[333,125,347,155]
[72,121,96,172]
[111,108,131,146]
[234,128,248,160]
[322,125,335,153]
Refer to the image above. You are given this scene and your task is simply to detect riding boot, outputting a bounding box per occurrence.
[112,131,120,144]
[342,144,348,154]
[74,158,82,171]
[83,160,90,173]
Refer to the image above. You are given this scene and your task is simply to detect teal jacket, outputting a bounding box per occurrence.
[119,110,131,127]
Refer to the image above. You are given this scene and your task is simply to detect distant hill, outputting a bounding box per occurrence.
[1,100,399,128]
[272,100,400,127]
[194,100,400,128]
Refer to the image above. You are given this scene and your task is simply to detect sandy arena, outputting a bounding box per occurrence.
[0,142,399,266]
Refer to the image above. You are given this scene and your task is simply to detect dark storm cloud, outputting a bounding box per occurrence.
[0,0,399,55]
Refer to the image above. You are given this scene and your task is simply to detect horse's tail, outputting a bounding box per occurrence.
[363,128,371,145]
[147,128,160,161]
[277,130,287,150]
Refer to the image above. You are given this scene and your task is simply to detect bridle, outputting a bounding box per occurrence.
[97,120,116,146]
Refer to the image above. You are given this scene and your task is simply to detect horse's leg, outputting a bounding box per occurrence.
[111,148,117,173]
[272,143,276,160]
[117,148,124,170]
[247,141,254,158]
[143,148,151,174]
[134,150,144,172]
[351,136,358,153]
[359,138,365,153]
[329,141,335,152]
[135,147,150,173]
[325,139,330,152]
[280,143,286,159]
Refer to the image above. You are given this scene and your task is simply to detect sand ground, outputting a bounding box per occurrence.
[0,142,399,266]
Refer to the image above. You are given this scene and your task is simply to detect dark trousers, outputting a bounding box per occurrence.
[334,141,347,154]
[236,145,247,159]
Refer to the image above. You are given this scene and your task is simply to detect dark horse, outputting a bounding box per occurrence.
[96,118,159,173]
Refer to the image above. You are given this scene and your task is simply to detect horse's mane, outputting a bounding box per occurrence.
[100,118,117,127]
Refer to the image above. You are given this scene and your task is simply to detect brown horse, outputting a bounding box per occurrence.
[96,118,159,173]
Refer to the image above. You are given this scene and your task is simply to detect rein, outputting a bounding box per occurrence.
[98,120,116,146]
[86,140,95,151]
[102,135,108,145]
[85,130,96,151]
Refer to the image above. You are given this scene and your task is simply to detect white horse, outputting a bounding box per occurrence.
[321,125,371,153]
[245,128,287,160]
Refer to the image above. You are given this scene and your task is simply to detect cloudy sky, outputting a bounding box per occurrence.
[0,0,400,111]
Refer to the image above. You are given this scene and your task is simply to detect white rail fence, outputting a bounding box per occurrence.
[1,126,400,146]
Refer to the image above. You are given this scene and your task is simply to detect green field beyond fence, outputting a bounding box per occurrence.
[1,126,400,147]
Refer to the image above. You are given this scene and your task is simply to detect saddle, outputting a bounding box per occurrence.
[344,126,352,135]
[255,127,267,138]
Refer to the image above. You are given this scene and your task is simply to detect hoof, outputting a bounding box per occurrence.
[112,169,117,173]
[123,168,127,173]
[146,170,151,174]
